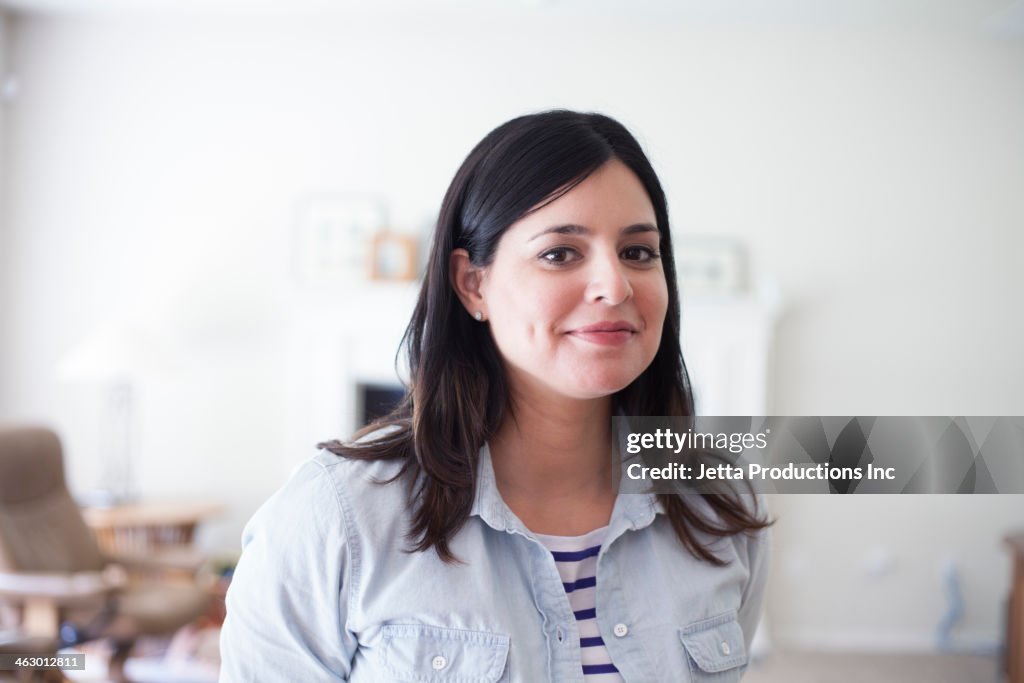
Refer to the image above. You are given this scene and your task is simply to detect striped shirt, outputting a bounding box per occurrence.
[534,526,625,683]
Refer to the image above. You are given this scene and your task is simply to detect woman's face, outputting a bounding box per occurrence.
[474,159,668,401]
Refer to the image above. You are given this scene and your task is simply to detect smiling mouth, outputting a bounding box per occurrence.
[566,322,638,346]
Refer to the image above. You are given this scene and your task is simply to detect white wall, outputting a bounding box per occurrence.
[0,12,9,411]
[1,8,1023,652]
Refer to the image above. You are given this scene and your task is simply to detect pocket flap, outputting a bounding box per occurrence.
[679,611,747,673]
[381,624,510,682]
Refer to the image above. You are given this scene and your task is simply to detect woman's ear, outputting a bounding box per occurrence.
[450,249,487,320]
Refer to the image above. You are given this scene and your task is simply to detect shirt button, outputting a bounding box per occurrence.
[613,623,629,638]
[720,641,731,655]
[431,655,447,670]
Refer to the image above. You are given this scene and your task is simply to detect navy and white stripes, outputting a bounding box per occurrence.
[534,527,624,683]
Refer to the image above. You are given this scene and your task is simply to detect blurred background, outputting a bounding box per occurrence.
[0,0,1022,680]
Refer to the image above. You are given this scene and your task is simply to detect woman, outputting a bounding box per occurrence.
[220,110,771,682]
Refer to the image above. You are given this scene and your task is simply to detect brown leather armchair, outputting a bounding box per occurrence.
[0,426,209,683]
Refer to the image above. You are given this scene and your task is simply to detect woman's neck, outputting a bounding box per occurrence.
[488,382,617,533]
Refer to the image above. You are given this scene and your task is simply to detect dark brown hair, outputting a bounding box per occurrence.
[319,110,770,564]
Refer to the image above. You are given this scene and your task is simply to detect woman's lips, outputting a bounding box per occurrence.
[566,321,637,346]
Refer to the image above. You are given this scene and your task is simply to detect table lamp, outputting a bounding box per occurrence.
[55,320,165,507]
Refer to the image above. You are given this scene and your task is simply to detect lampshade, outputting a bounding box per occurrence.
[55,320,171,383]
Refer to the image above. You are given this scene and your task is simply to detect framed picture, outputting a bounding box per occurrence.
[370,231,418,281]
[292,194,388,285]
[675,237,747,294]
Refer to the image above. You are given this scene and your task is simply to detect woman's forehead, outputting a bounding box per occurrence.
[507,161,656,239]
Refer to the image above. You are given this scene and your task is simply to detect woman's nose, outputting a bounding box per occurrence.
[585,252,633,305]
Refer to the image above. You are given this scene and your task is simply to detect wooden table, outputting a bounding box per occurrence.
[82,500,224,555]
[1007,531,1024,683]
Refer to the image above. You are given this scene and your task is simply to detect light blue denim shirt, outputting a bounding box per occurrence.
[220,444,770,682]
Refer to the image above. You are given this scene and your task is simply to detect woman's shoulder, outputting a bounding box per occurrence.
[245,433,412,546]
[311,424,411,489]
[672,491,771,563]
[309,446,411,505]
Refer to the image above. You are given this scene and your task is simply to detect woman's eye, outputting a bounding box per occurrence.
[539,247,581,264]
[622,245,660,263]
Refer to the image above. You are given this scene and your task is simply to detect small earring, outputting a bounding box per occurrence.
[474,311,484,321]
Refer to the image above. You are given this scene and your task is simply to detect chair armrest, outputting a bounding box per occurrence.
[105,548,206,575]
[0,567,125,603]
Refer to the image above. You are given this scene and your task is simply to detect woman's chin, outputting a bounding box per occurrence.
[557,373,640,401]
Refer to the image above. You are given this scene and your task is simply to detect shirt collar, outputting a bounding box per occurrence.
[470,442,663,538]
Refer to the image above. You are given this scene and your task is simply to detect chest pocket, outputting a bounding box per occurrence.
[679,611,747,682]
[379,624,510,683]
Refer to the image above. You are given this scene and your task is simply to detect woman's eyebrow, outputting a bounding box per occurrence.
[528,222,658,242]
[622,222,659,236]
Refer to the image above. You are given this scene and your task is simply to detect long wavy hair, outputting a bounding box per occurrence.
[320,110,770,564]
